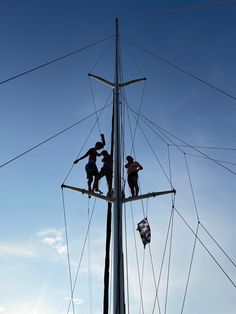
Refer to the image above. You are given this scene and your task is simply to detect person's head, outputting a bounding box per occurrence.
[126,155,134,162]
[95,142,104,150]
[101,150,108,156]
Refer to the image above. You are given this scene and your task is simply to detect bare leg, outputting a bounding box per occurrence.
[93,176,98,191]
[106,172,112,195]
[88,177,93,191]
[130,185,135,196]
[93,171,104,192]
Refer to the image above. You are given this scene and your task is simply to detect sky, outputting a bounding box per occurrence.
[0,0,236,313]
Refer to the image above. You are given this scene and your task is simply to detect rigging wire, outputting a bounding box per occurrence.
[164,147,176,314]
[88,198,94,314]
[89,76,108,134]
[130,202,145,314]
[126,105,173,187]
[123,92,150,314]
[122,44,146,77]
[125,96,177,312]
[199,222,236,268]
[0,36,113,86]
[89,39,114,74]
[133,105,235,268]
[165,146,176,314]
[123,0,233,20]
[124,203,130,314]
[174,206,236,288]
[120,48,149,240]
[124,100,147,218]
[151,207,175,314]
[120,84,126,184]
[184,154,200,221]
[168,144,236,151]
[124,94,155,314]
[62,99,112,183]
[164,207,174,314]
[127,104,236,293]
[181,222,199,314]
[139,250,146,314]
[0,103,111,170]
[184,152,236,166]
[122,37,236,102]
[109,243,113,314]
[61,188,76,314]
[128,103,236,176]
[103,103,114,314]
[89,76,102,135]
[148,119,236,176]
[125,99,136,157]
[63,196,97,314]
[148,246,162,314]
[167,145,176,207]
[120,41,147,156]
[130,81,146,156]
[88,40,115,136]
[180,154,201,313]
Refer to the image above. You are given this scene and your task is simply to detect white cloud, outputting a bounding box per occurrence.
[74,298,83,305]
[0,306,6,313]
[37,228,67,256]
[64,297,84,306]
[0,243,34,257]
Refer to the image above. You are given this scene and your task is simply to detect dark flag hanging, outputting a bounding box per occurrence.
[137,217,151,248]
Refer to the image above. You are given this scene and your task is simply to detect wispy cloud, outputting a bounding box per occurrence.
[0,306,6,313]
[37,228,67,256]
[0,243,34,257]
[64,297,84,306]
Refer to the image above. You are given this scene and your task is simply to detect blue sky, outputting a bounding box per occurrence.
[0,1,236,313]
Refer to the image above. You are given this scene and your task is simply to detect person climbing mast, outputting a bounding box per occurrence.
[125,155,143,197]
[73,141,104,191]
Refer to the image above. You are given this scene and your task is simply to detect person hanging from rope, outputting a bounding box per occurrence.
[73,141,104,191]
[94,150,113,196]
[125,155,143,197]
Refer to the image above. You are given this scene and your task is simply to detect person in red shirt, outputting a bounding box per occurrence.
[74,141,104,191]
[125,155,143,197]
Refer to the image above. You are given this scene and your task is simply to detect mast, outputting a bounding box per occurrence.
[113,17,125,314]
[62,17,175,314]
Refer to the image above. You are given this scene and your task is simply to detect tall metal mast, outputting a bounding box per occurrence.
[113,17,125,314]
[62,17,175,314]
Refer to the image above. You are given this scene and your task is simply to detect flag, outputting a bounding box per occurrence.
[137,218,151,248]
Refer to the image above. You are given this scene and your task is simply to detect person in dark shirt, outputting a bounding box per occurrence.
[74,141,104,191]
[125,155,143,197]
[94,150,113,195]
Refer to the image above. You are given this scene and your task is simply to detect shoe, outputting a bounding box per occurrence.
[94,188,103,194]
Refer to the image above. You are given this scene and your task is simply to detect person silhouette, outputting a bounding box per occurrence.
[125,155,143,197]
[74,141,104,191]
[94,150,113,195]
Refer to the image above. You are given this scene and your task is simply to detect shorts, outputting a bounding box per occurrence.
[85,162,98,179]
[128,172,138,187]
[98,166,112,179]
